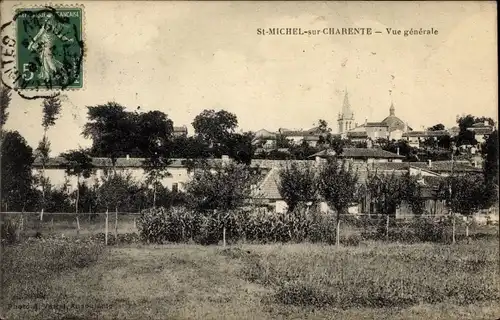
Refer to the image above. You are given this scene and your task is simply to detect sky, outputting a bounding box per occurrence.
[1,1,497,155]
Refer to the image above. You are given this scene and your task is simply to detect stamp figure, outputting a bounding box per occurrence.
[16,7,83,90]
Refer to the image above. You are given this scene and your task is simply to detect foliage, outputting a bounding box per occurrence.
[0,85,11,126]
[316,119,331,134]
[97,172,139,211]
[455,115,494,147]
[185,162,255,214]
[0,217,19,245]
[137,206,340,245]
[277,162,318,212]
[192,109,238,146]
[445,173,491,216]
[82,102,133,163]
[41,96,62,129]
[366,171,424,216]
[378,138,416,160]
[427,123,445,131]
[60,148,94,179]
[275,134,292,149]
[0,130,35,211]
[481,130,499,207]
[482,130,498,186]
[223,132,255,165]
[318,159,359,216]
[288,141,320,160]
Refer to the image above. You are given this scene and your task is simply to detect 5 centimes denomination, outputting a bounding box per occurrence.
[15,6,84,90]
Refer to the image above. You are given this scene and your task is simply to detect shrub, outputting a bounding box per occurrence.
[1,217,20,245]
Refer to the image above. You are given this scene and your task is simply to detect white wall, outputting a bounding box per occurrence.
[33,167,192,192]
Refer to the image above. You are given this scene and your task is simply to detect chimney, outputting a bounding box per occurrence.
[365,118,368,126]
[474,160,478,168]
[396,147,400,155]
[126,154,130,160]
[428,159,432,168]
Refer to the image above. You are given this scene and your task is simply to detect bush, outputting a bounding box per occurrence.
[362,216,454,243]
[1,217,20,245]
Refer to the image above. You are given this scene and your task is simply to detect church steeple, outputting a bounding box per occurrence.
[338,89,355,134]
[341,89,354,120]
[389,101,395,116]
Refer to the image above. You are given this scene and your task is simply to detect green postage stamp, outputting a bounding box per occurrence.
[14,6,84,90]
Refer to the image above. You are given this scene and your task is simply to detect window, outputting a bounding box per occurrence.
[172,183,178,193]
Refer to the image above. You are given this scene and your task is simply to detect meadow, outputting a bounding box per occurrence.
[3,233,500,320]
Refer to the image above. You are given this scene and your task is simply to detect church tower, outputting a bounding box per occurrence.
[337,90,355,133]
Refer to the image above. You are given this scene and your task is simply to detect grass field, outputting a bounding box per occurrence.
[3,236,500,320]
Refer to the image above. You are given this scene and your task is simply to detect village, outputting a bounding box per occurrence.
[0,2,498,319]
[13,89,494,225]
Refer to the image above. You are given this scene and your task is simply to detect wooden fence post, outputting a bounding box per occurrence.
[76,216,80,236]
[105,209,109,246]
[223,226,226,247]
[114,208,118,239]
[386,214,390,241]
[336,215,341,247]
[465,216,469,238]
[452,213,456,244]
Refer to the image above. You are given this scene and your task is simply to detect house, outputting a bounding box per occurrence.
[278,127,323,147]
[173,126,188,137]
[344,100,413,142]
[252,129,277,149]
[467,121,495,144]
[251,160,360,214]
[311,147,405,163]
[32,156,194,193]
[402,130,450,148]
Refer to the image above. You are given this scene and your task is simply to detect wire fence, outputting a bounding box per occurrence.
[1,210,498,245]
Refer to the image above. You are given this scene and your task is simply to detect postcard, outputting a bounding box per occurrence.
[0,1,498,319]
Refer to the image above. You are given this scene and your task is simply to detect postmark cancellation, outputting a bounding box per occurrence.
[1,4,85,98]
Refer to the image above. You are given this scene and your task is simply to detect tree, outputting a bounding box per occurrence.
[318,159,359,247]
[185,161,256,246]
[0,86,11,126]
[445,173,490,238]
[170,135,211,159]
[36,96,62,219]
[317,119,331,134]
[223,132,255,165]
[0,131,34,211]
[327,135,347,155]
[98,172,139,243]
[481,130,498,208]
[482,130,499,185]
[275,134,292,149]
[277,162,318,213]
[192,109,238,147]
[60,148,94,232]
[379,139,415,160]
[82,102,135,167]
[366,171,423,216]
[427,123,445,131]
[455,115,494,147]
[136,110,174,207]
